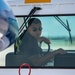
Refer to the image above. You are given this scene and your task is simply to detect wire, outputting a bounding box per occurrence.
[54,16,72,44]
[19,7,41,35]
[18,63,31,75]
[54,16,69,31]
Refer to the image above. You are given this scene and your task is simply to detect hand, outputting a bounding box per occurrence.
[55,48,67,54]
[38,37,51,44]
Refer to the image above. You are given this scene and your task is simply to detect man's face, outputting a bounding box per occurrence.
[28,23,42,39]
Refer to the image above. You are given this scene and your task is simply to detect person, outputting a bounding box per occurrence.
[18,18,66,66]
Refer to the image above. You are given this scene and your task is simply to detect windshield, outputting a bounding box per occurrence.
[0,15,75,67]
[17,15,75,51]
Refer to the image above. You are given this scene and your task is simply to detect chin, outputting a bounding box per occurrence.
[36,36,40,39]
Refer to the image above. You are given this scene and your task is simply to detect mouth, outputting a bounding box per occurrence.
[35,34,40,38]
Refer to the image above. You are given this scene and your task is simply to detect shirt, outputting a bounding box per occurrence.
[19,31,43,57]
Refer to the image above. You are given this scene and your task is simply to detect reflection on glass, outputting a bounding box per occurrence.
[0,0,19,51]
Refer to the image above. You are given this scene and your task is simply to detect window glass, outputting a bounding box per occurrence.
[17,16,75,51]
[0,15,75,67]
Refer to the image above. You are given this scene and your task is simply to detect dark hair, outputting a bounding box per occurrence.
[28,18,41,26]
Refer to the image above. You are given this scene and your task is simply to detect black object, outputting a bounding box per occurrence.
[54,53,75,67]
[5,52,33,67]
[40,42,50,55]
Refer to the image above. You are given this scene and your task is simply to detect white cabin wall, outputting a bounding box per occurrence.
[6,0,75,15]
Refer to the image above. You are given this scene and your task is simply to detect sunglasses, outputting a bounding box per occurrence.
[33,27,42,32]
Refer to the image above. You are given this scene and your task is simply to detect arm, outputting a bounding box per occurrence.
[28,48,66,66]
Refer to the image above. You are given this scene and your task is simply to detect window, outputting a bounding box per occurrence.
[0,14,75,68]
[17,15,75,51]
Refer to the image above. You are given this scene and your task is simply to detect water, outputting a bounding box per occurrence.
[41,39,75,51]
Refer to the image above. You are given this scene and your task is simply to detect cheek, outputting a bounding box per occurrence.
[36,32,41,37]
[30,31,36,37]
[28,28,34,35]
[37,32,41,35]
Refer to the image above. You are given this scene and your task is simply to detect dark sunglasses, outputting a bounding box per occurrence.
[33,27,42,32]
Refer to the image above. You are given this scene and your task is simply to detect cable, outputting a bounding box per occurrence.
[19,7,41,35]
[18,63,31,75]
[54,16,69,31]
[54,16,72,44]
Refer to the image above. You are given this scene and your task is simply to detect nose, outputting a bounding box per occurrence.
[36,29,41,33]
[36,30,41,36]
